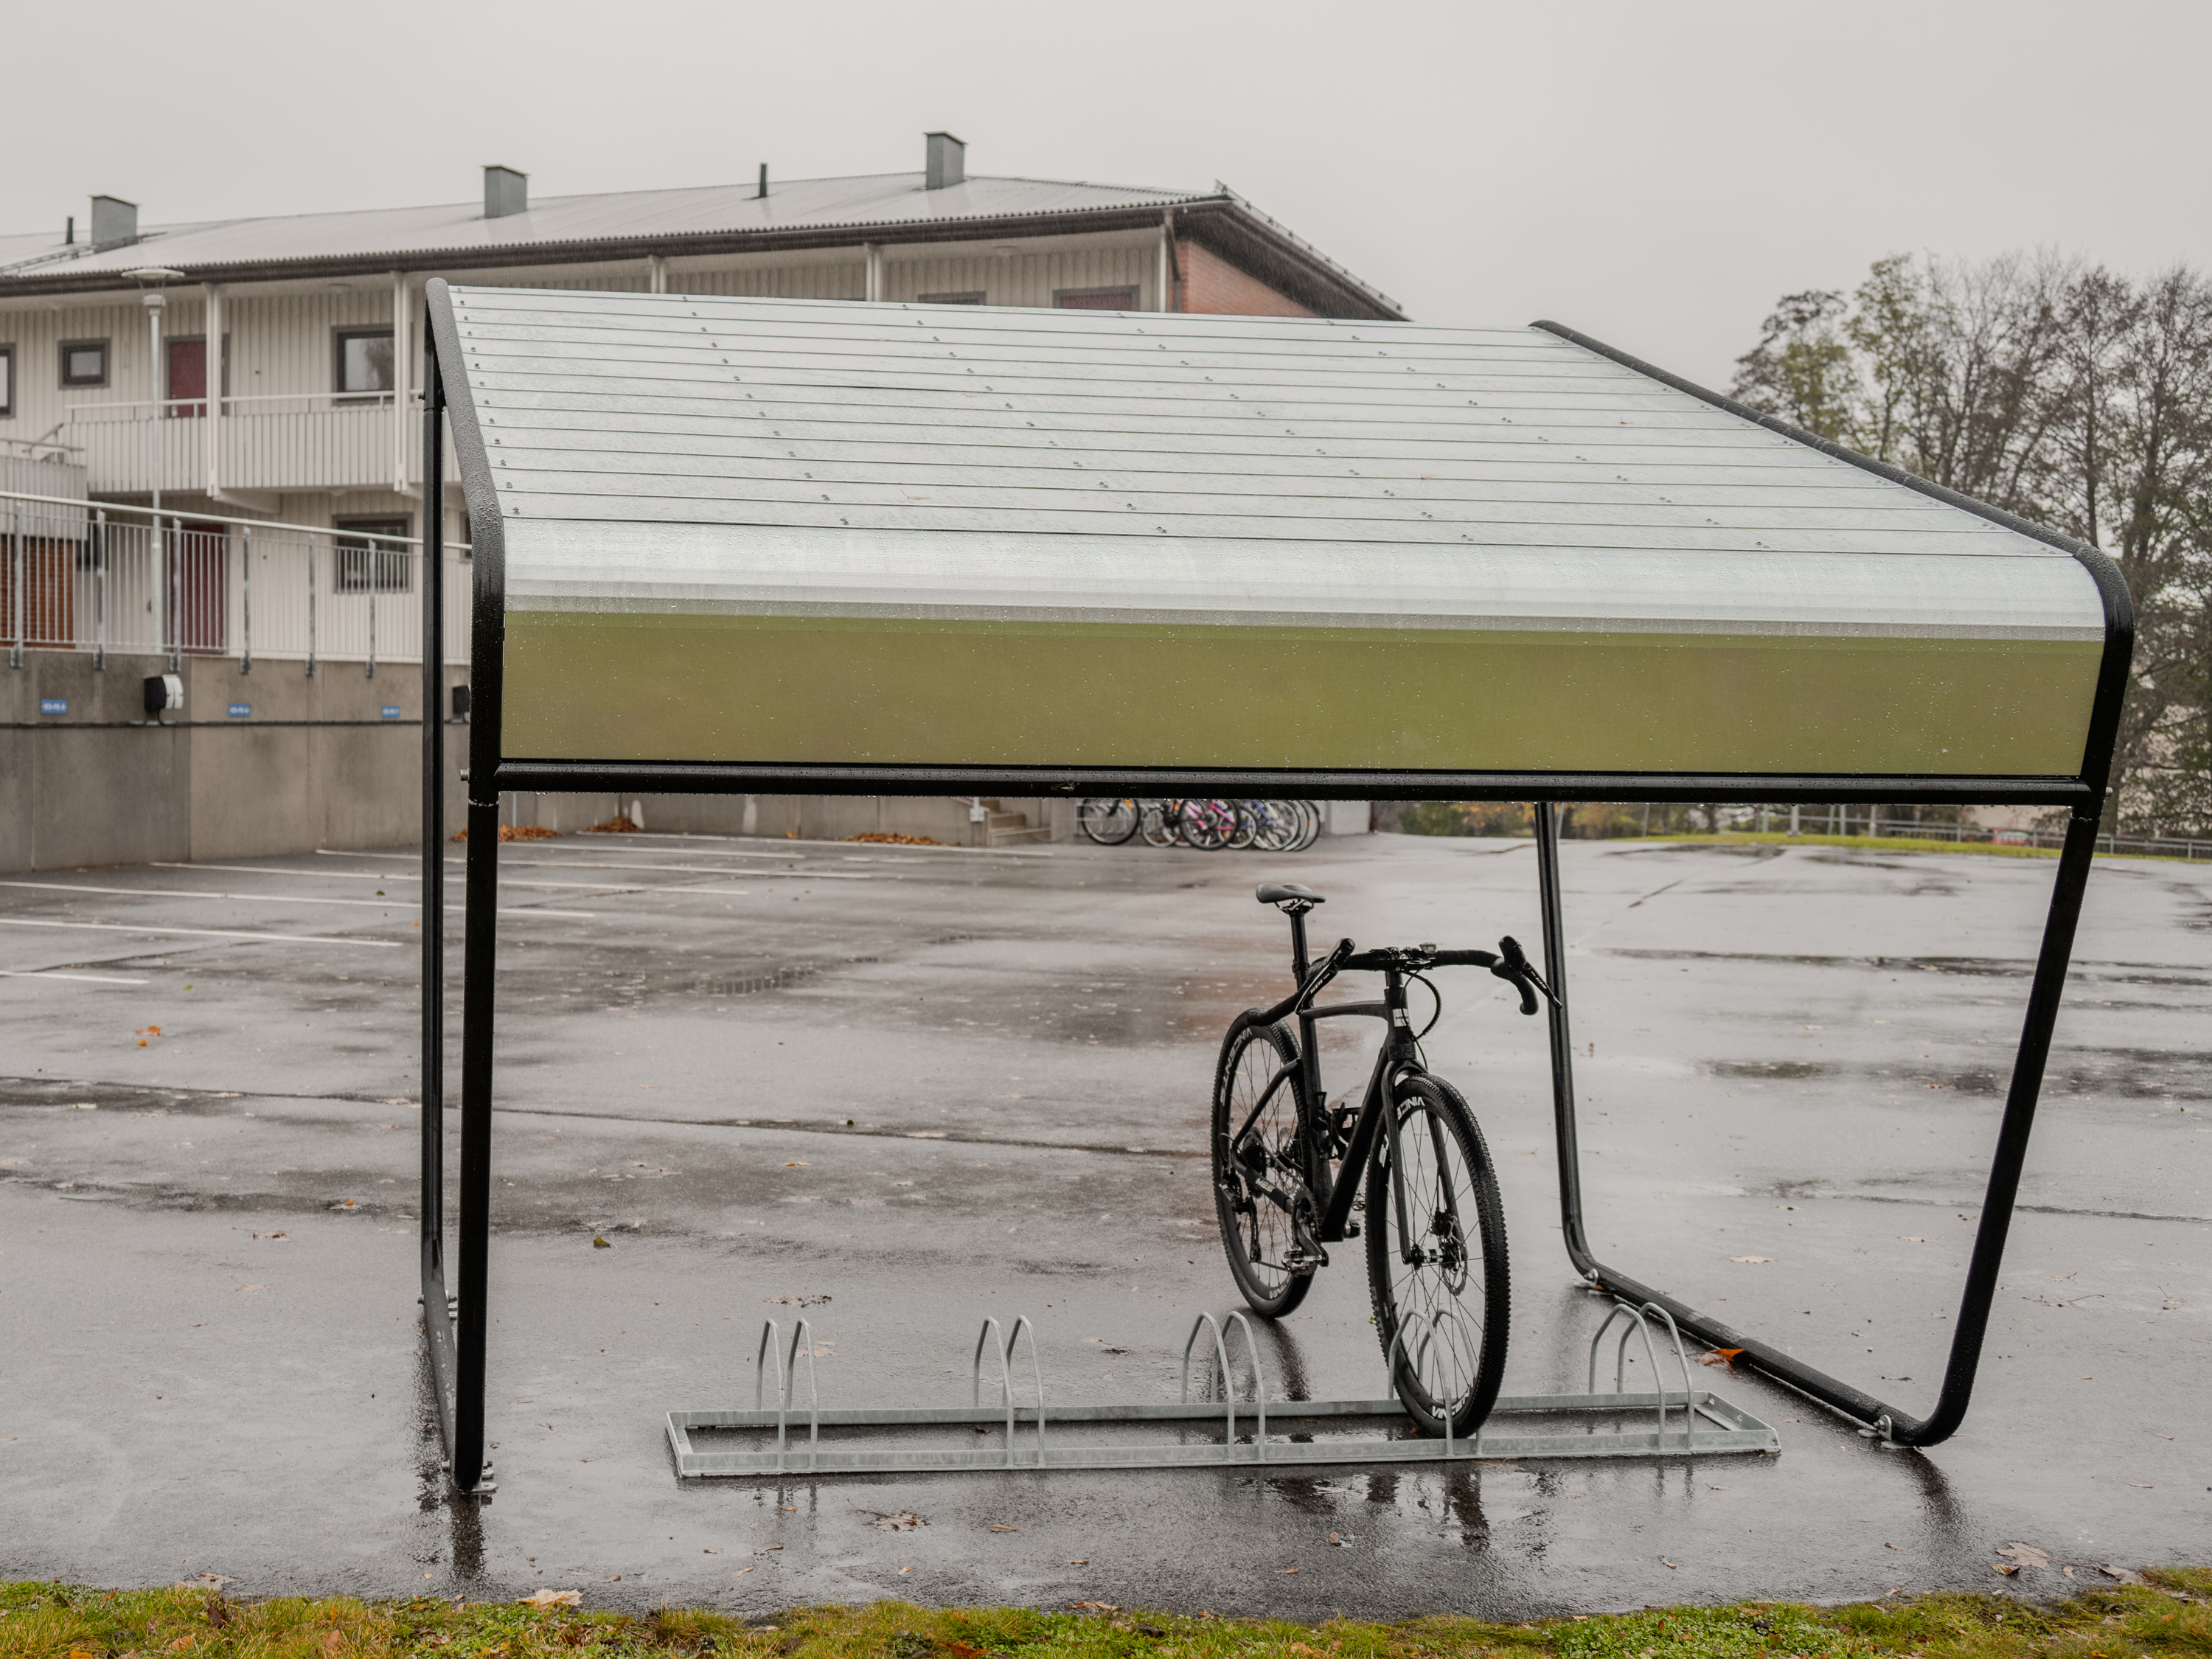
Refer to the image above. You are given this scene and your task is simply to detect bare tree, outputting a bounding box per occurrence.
[1733,254,2212,836]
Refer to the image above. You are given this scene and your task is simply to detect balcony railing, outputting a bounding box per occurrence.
[60,392,454,497]
[2,488,469,672]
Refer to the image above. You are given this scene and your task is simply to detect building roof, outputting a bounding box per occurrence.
[0,170,1402,319]
[434,284,2119,787]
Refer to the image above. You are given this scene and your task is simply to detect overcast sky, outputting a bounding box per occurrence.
[12,0,2208,388]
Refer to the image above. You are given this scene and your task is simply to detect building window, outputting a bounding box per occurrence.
[0,345,13,417]
[333,517,412,593]
[335,327,395,402]
[60,339,108,387]
[1054,288,1138,311]
[919,291,986,305]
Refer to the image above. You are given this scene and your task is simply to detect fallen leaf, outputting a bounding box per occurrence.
[734,1567,754,1575]
[238,1284,266,1293]
[592,1237,612,1248]
[1065,1559,1090,1567]
[1993,1562,2020,1577]
[1276,1568,1299,1575]
[1660,1557,1679,1569]
[1728,1256,1773,1265]
[1697,1347,1746,1368]
[2099,1565,2149,1585]
[521,1589,582,1607]
[784,1161,810,1168]
[1997,1542,2052,1570]
[869,1511,925,1532]
[988,1525,1018,1533]
[324,1632,344,1653]
[770,1295,832,1307]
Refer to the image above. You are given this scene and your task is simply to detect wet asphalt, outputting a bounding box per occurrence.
[0,828,2206,1618]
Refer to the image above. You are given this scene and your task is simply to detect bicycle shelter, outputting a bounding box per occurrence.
[415,280,2129,1491]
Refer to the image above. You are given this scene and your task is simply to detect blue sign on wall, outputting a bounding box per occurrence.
[228,703,251,718]
[40,698,67,715]
[381,705,403,719]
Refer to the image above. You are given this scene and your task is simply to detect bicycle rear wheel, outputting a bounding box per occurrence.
[1077,797,1138,845]
[1139,800,1177,847]
[1364,1073,1509,1436]
[1211,1020,1315,1318]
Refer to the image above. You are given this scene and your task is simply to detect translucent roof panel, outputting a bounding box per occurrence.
[434,284,2120,785]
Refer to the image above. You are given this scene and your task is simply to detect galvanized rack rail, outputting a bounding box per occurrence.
[666,1301,1778,1479]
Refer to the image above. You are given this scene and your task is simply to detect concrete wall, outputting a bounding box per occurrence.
[1,650,467,872]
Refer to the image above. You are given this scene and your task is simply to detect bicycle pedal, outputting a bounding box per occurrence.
[1281,1245,1329,1274]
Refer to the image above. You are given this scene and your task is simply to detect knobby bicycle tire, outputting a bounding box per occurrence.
[1364,1072,1510,1436]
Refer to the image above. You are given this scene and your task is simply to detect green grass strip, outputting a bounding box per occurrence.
[4,1572,2208,1659]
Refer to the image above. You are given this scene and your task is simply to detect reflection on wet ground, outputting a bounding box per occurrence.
[0,831,2205,1617]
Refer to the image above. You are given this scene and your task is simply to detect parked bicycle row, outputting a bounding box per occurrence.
[1077,798,1325,851]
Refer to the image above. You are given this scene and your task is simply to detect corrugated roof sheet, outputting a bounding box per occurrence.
[437,285,2110,779]
[0,171,1206,280]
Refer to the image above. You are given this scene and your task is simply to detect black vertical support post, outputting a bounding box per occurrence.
[450,293,507,1495]
[418,338,456,1453]
[1902,804,2102,1444]
[453,788,498,1491]
[1533,804,1596,1279]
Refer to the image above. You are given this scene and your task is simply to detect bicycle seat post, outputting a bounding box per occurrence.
[1288,908,1310,986]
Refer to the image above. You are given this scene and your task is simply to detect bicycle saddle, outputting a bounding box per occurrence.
[1256,882,1325,914]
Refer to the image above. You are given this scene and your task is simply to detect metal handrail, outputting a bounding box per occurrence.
[0,487,465,550]
[60,389,428,414]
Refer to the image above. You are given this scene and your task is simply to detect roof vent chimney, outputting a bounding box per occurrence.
[924,132,965,191]
[483,165,528,220]
[89,195,137,247]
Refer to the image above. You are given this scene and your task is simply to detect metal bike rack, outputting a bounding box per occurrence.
[418,284,2129,1492]
[664,1303,1777,1478]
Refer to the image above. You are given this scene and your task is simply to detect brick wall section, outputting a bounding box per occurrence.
[0,540,76,647]
[1174,240,1315,317]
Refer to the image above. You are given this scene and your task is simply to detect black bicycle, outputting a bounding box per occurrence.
[1211,881,1555,1436]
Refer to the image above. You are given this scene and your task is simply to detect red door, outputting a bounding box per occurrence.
[168,522,226,653]
[167,338,206,417]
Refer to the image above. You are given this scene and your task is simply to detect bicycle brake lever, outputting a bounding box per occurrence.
[1492,935,1557,1016]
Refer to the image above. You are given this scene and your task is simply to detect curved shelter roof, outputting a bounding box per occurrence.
[429,282,2128,802]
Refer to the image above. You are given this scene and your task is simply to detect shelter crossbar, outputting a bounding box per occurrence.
[414,280,2133,1492]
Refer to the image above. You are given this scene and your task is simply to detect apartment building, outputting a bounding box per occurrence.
[0,136,1397,867]
[1,133,1399,533]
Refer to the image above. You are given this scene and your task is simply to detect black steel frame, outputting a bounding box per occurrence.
[417,280,2133,1487]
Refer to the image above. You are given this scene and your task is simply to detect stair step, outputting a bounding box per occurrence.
[988,824,1053,845]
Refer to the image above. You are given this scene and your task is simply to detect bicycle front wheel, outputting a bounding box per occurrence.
[1365,1073,1509,1436]
[1212,1020,1315,1318]
[1078,797,1138,845]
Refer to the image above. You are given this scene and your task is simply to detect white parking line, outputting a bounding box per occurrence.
[0,918,400,947]
[156,862,642,894]
[1,878,413,911]
[486,858,875,880]
[0,968,150,985]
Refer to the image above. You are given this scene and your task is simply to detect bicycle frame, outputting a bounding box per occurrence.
[1227,926,1447,1260]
